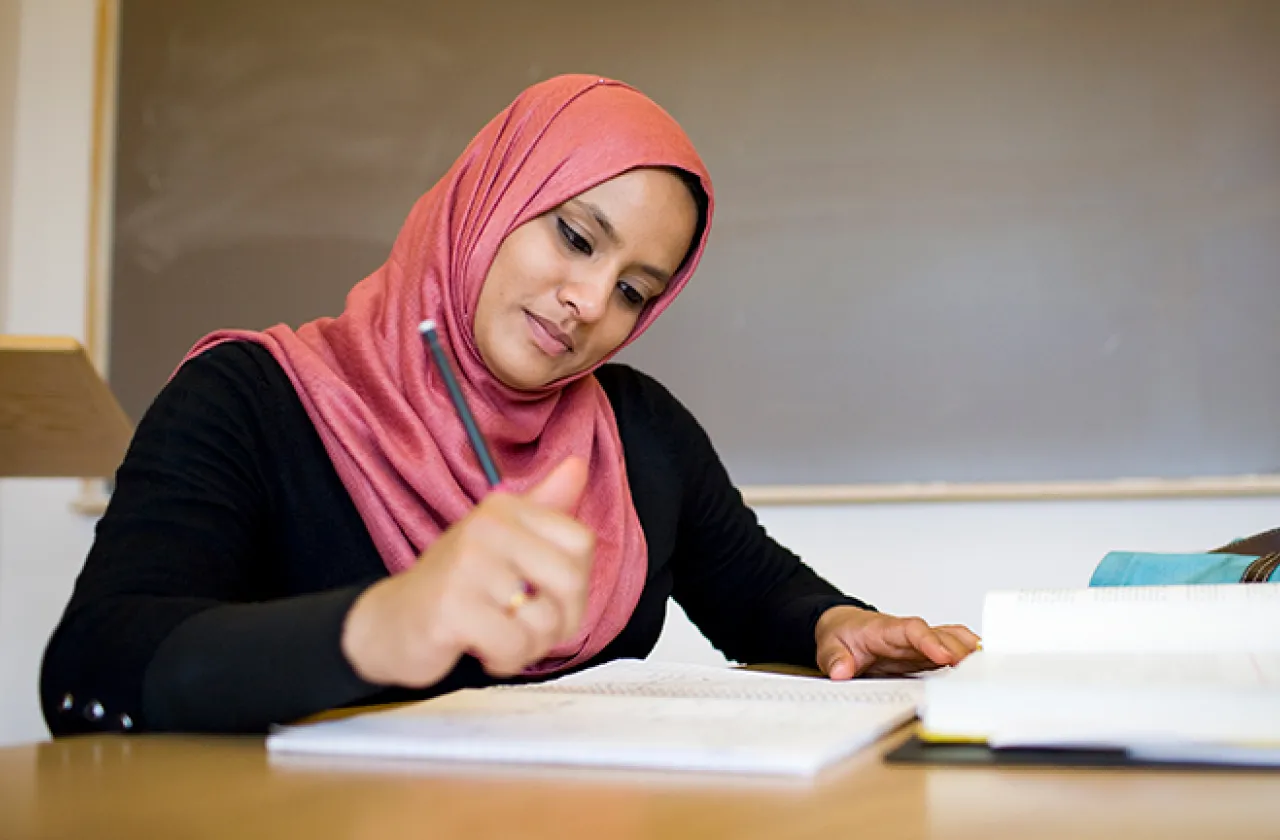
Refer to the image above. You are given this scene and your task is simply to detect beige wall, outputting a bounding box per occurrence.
[0,0,99,748]
[0,0,21,330]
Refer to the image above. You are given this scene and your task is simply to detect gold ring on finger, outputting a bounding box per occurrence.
[505,583,531,617]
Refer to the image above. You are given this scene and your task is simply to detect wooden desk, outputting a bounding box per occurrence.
[1,728,1277,840]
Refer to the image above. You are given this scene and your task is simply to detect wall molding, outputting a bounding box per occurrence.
[740,474,1280,506]
[73,473,1280,519]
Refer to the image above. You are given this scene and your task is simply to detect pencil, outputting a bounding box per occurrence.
[418,319,502,487]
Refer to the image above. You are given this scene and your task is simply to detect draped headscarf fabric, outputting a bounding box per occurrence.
[177,75,714,674]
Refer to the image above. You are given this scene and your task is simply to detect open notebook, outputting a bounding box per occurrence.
[266,660,923,776]
[916,583,1280,765]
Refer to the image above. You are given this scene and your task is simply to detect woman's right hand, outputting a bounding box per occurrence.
[340,457,595,688]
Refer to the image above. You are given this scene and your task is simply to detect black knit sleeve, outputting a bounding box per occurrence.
[624,369,875,668]
[39,344,379,736]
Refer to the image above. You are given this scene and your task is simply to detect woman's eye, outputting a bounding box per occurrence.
[557,218,592,256]
[618,282,646,307]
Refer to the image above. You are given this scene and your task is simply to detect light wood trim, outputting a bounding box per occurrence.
[70,473,1280,519]
[76,0,121,510]
[70,481,113,516]
[0,335,81,353]
[84,0,118,375]
[0,335,133,477]
[740,474,1280,506]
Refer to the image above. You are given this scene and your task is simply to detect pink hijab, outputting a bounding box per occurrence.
[178,75,714,675]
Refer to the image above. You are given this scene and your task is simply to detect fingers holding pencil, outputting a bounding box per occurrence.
[340,457,596,686]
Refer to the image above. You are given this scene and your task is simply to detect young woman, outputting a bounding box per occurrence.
[41,75,978,736]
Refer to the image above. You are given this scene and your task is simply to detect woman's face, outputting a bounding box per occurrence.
[473,167,698,390]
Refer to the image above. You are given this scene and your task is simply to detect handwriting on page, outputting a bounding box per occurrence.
[499,659,925,706]
[1015,588,1170,604]
[1014,585,1280,605]
[509,680,921,705]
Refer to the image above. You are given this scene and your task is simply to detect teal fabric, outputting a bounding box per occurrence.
[1089,551,1276,587]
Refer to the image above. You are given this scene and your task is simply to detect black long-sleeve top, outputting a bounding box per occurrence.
[39,341,871,736]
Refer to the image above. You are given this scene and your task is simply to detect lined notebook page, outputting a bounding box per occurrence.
[503,659,925,705]
[981,583,1280,654]
[266,661,922,776]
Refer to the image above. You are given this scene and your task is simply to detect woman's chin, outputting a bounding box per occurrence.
[481,338,595,391]
[488,352,560,391]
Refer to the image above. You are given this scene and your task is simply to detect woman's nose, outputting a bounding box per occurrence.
[558,272,611,324]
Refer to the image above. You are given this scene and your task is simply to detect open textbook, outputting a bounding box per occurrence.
[918,583,1280,763]
[266,660,923,777]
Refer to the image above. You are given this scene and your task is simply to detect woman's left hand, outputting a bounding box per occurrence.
[815,606,981,680]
